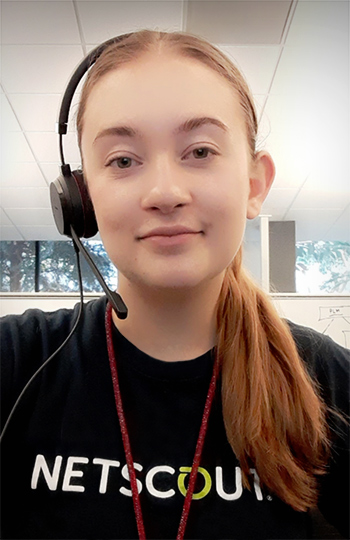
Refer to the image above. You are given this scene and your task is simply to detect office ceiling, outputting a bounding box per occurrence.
[1,0,349,242]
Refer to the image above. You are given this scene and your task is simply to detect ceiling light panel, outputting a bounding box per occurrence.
[185,1,292,44]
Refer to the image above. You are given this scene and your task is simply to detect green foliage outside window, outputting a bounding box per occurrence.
[296,241,350,293]
[0,240,118,293]
[0,242,35,292]
[39,241,118,292]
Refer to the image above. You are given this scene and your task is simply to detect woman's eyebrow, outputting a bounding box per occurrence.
[93,116,229,144]
[174,116,229,134]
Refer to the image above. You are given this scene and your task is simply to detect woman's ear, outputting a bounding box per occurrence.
[247,151,275,219]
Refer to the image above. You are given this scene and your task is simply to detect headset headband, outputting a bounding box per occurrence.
[56,33,131,163]
[50,32,132,240]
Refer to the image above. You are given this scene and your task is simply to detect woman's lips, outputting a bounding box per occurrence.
[139,225,201,239]
[138,226,202,246]
[143,232,200,246]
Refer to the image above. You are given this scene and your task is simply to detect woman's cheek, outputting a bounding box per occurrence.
[92,186,128,226]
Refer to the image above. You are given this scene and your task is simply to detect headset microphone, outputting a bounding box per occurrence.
[50,34,130,320]
[50,171,127,319]
[70,228,127,319]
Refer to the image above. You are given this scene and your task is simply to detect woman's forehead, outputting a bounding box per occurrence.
[82,52,245,137]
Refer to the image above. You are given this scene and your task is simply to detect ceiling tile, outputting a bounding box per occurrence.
[1,1,81,44]
[1,161,48,188]
[0,227,24,241]
[262,188,298,212]
[270,45,348,105]
[8,94,61,132]
[285,0,348,49]
[260,132,310,190]
[218,45,280,94]
[262,88,348,194]
[325,206,350,242]
[5,208,56,227]
[270,3,348,101]
[20,226,64,241]
[1,94,22,132]
[185,1,292,44]
[302,162,350,194]
[1,45,83,93]
[8,92,82,133]
[0,187,50,209]
[284,208,343,241]
[25,132,81,163]
[291,189,350,210]
[76,1,183,45]
[0,209,14,227]
[2,132,36,163]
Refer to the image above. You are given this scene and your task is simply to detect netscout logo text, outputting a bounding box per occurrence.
[31,454,264,501]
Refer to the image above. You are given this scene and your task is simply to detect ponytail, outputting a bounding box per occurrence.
[216,247,329,511]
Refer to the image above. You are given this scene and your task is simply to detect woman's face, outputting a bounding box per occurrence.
[81,52,268,291]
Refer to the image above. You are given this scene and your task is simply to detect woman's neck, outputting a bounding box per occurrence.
[112,274,224,361]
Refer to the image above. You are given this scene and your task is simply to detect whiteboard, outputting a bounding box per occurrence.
[272,295,350,349]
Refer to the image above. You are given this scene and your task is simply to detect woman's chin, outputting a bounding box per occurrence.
[120,267,226,296]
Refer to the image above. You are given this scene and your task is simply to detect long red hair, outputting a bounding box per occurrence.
[217,248,329,510]
[77,30,330,511]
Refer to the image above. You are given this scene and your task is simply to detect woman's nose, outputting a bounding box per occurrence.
[140,158,192,213]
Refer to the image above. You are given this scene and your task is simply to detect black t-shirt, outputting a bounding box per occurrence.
[1,296,349,539]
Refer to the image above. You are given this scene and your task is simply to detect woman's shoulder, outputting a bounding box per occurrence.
[0,295,108,383]
[287,319,349,414]
[0,295,107,339]
[0,296,108,425]
[287,319,350,368]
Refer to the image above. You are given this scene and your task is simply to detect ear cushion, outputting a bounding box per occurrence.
[50,169,98,238]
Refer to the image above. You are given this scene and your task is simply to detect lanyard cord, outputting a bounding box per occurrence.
[105,302,219,540]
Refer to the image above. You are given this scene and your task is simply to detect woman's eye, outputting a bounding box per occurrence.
[106,156,136,169]
[183,147,216,161]
[193,147,210,159]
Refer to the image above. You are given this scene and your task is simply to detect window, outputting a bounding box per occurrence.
[0,240,118,293]
[0,241,35,292]
[1,239,349,295]
[296,241,350,294]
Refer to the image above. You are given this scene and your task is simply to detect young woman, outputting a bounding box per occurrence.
[1,30,349,540]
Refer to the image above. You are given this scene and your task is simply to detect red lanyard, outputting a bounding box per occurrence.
[105,302,219,540]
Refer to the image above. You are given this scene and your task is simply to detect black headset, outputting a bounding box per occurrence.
[1,38,132,443]
[50,33,131,240]
[49,34,130,319]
